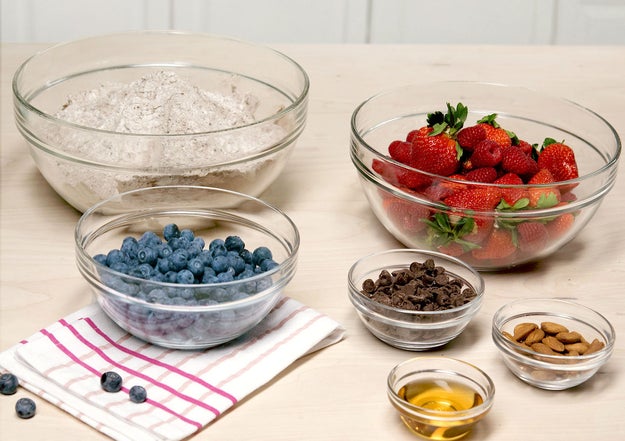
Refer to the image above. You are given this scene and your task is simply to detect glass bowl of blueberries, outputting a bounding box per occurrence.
[75,185,299,349]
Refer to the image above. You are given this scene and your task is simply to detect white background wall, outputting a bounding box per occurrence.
[1,0,625,44]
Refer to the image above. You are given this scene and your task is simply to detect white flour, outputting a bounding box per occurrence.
[57,71,259,135]
[44,70,291,210]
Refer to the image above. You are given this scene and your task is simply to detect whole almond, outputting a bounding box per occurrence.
[565,342,589,354]
[513,323,538,342]
[585,339,605,355]
[531,342,557,355]
[556,331,582,344]
[524,328,546,345]
[542,335,565,352]
[541,321,569,335]
[567,350,580,356]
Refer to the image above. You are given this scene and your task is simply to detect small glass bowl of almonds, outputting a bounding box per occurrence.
[492,298,615,390]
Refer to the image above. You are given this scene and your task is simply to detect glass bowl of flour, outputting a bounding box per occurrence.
[13,31,309,212]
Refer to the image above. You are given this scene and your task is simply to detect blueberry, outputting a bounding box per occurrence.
[157,257,172,273]
[170,249,189,271]
[176,269,195,285]
[130,263,154,279]
[15,397,36,419]
[164,271,178,283]
[137,246,158,265]
[100,371,122,393]
[163,223,180,241]
[110,262,130,274]
[147,288,168,303]
[138,231,161,247]
[0,373,19,395]
[198,250,213,266]
[191,237,205,250]
[93,254,107,265]
[239,249,253,264]
[187,258,204,277]
[216,269,235,283]
[129,385,147,403]
[120,237,139,257]
[226,253,246,274]
[179,229,195,242]
[157,243,173,259]
[169,237,190,251]
[225,235,245,252]
[211,255,229,273]
[236,268,255,280]
[106,249,126,267]
[260,259,279,272]
[211,243,227,257]
[202,275,219,284]
[252,247,273,266]
[208,238,225,251]
[186,244,203,258]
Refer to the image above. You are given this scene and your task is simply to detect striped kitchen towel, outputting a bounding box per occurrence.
[0,297,344,441]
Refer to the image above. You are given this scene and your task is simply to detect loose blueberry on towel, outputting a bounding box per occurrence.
[100,371,123,393]
[15,397,36,419]
[129,385,147,403]
[0,372,19,395]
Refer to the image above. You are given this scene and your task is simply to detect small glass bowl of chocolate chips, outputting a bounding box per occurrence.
[347,249,485,351]
[492,298,615,390]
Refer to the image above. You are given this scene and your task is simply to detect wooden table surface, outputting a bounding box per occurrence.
[1,42,624,441]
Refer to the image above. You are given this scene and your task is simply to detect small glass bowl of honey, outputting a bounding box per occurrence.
[387,356,495,440]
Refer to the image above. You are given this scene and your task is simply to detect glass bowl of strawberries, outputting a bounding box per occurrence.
[350,82,621,270]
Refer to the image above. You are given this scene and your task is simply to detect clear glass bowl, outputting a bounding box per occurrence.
[14,31,309,212]
[492,298,615,390]
[75,185,299,349]
[347,249,484,350]
[387,356,495,440]
[350,81,621,270]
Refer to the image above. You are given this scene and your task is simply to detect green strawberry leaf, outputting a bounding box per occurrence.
[536,191,560,209]
[476,113,500,128]
[542,137,563,148]
[423,212,477,249]
[507,129,519,145]
[497,197,530,211]
[429,122,449,136]
[455,142,464,161]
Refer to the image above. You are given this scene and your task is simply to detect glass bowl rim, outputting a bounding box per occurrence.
[13,29,310,138]
[348,248,485,318]
[75,185,300,310]
[492,297,616,366]
[387,356,495,419]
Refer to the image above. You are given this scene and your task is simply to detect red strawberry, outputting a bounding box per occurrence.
[410,103,467,177]
[527,168,561,208]
[470,139,503,168]
[456,125,487,150]
[422,174,467,201]
[480,123,512,148]
[546,212,575,239]
[501,146,539,177]
[397,169,431,190]
[494,173,528,208]
[372,158,404,186]
[437,242,467,257]
[406,126,430,145]
[465,167,498,183]
[383,197,430,234]
[517,139,535,157]
[463,217,494,246]
[517,222,549,254]
[412,127,460,177]
[537,141,579,182]
[444,187,502,211]
[388,140,414,165]
[471,229,516,261]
